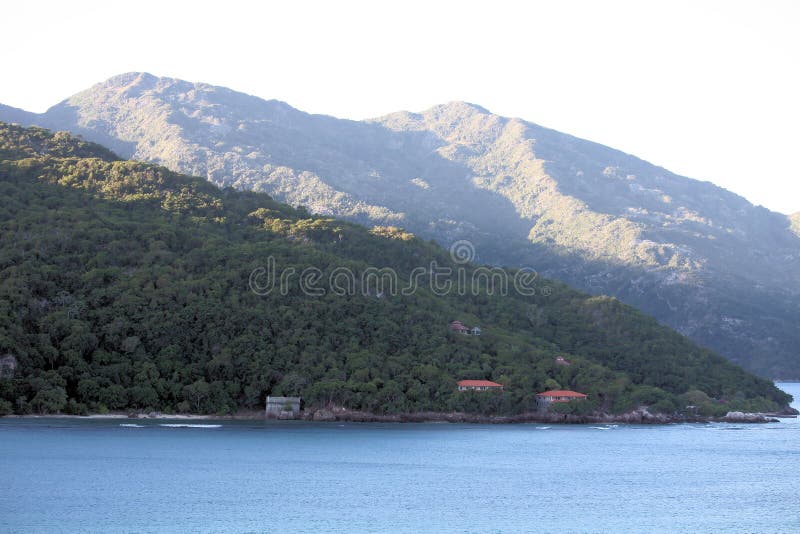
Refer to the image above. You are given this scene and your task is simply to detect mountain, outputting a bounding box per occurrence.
[0,104,37,126]
[791,213,800,237]
[4,72,799,378]
[0,122,790,417]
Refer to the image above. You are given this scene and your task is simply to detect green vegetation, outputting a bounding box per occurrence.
[0,123,791,416]
[6,74,800,378]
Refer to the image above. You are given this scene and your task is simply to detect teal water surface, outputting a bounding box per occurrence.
[2,383,799,533]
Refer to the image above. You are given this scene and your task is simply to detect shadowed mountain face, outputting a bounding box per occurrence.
[0,104,38,126]
[4,72,799,378]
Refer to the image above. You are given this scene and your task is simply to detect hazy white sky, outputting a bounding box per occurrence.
[3,0,798,214]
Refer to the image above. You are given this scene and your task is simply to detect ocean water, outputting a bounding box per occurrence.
[1,384,799,533]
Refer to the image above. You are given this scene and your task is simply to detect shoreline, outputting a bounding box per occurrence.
[3,408,787,425]
[297,408,784,425]
[2,412,259,421]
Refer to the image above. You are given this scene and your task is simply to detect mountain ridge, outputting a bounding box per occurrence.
[3,72,799,378]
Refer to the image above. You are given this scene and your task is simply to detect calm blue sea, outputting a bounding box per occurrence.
[1,384,799,533]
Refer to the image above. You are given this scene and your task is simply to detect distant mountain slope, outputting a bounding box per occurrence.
[2,122,789,416]
[0,103,38,126]
[4,72,799,378]
[791,213,800,237]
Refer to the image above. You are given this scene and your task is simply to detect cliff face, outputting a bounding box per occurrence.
[4,72,800,378]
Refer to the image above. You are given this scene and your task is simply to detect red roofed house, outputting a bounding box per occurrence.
[535,390,587,411]
[458,380,504,392]
[450,320,482,336]
[450,320,470,334]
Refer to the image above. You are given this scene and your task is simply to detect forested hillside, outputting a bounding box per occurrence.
[4,73,798,377]
[0,123,790,417]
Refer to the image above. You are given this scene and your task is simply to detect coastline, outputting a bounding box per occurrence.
[3,408,786,424]
[297,408,784,425]
[2,412,262,421]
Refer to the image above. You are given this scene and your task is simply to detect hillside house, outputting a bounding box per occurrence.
[450,320,482,336]
[536,390,587,410]
[457,379,504,392]
[450,320,469,334]
[555,356,571,366]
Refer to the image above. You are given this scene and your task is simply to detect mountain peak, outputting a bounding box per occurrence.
[447,101,491,113]
[429,101,492,117]
[95,72,162,94]
[104,71,158,85]
[376,101,494,127]
[77,72,293,113]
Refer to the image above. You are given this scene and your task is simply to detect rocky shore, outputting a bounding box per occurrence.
[298,407,783,425]
[6,408,789,424]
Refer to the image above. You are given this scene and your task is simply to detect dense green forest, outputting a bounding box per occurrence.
[0,123,791,417]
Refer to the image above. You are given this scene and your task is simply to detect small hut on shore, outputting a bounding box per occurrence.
[266,396,302,418]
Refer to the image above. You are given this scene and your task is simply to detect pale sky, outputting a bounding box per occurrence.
[3,0,798,214]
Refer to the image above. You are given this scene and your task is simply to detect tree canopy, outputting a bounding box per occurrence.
[0,123,790,416]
